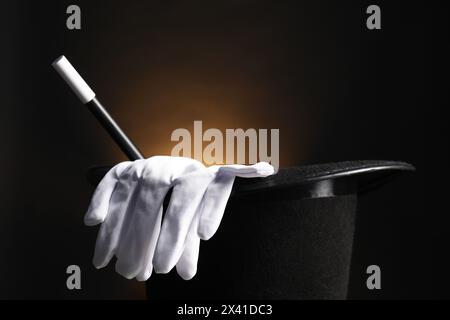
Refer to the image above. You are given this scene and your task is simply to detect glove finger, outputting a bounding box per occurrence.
[153,171,213,274]
[217,161,275,177]
[115,183,169,280]
[135,206,163,281]
[197,173,235,240]
[197,162,274,240]
[92,162,143,269]
[84,161,132,226]
[176,214,201,280]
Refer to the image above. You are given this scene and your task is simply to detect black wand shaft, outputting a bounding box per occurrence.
[86,98,144,160]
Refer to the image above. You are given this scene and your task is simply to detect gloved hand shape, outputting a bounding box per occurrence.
[84,156,274,281]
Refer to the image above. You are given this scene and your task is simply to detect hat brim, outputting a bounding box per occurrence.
[87,160,414,198]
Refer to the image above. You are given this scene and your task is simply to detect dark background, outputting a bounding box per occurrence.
[0,0,443,299]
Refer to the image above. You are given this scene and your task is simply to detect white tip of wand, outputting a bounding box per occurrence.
[52,55,96,104]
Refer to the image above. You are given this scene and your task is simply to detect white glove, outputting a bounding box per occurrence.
[84,156,274,281]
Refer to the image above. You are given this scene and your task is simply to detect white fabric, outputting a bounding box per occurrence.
[84,156,274,281]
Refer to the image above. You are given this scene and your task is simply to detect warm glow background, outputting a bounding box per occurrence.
[87,2,334,166]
